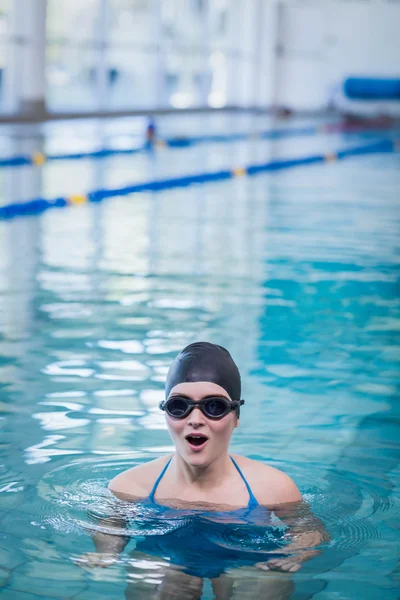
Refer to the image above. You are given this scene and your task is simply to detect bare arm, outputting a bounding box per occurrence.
[75,515,130,568]
[92,517,130,554]
[258,501,330,573]
[75,459,166,568]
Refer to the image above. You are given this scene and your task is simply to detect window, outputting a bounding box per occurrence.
[46,0,99,111]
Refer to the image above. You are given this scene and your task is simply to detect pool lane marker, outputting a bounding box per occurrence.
[324,152,337,162]
[0,138,397,221]
[67,194,88,205]
[232,167,247,177]
[0,122,397,169]
[32,152,47,166]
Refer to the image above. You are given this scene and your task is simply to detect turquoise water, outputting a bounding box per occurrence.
[0,118,399,599]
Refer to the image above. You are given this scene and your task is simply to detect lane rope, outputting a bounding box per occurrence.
[0,138,397,221]
[0,120,397,169]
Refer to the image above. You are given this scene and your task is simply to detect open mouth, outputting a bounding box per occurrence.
[185,434,208,448]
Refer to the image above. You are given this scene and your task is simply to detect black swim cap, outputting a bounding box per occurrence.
[165,342,241,401]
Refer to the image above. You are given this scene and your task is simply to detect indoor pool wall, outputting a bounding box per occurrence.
[0,116,399,599]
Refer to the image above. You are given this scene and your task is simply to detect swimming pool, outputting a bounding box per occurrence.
[0,116,399,599]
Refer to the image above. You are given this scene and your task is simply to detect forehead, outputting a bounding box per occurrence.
[168,381,231,400]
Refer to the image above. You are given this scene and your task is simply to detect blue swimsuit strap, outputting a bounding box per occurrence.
[229,456,259,509]
[148,455,258,509]
[148,457,173,502]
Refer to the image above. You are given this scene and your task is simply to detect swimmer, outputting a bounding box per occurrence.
[77,342,328,599]
[145,117,157,147]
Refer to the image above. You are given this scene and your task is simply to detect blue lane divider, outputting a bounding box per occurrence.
[0,156,32,167]
[0,138,397,222]
[0,126,319,168]
[0,122,392,169]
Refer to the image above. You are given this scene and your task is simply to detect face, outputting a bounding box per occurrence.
[165,381,239,467]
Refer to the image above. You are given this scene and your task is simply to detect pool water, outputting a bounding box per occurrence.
[0,117,399,599]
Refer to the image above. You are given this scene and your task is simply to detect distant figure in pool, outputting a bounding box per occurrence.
[79,342,327,599]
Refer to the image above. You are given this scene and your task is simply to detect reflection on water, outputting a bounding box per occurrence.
[0,123,399,598]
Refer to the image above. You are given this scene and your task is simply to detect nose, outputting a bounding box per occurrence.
[187,406,206,428]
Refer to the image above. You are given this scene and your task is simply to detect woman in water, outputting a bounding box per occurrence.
[79,342,327,599]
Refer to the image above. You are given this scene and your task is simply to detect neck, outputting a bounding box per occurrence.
[172,452,232,489]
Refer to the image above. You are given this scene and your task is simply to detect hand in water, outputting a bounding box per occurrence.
[256,557,302,573]
[73,552,119,568]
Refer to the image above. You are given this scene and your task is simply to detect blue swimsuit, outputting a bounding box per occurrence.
[135,456,287,578]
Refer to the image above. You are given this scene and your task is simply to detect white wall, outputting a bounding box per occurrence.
[255,0,280,108]
[275,1,327,110]
[275,0,400,114]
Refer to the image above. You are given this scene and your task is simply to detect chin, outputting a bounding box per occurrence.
[182,450,210,466]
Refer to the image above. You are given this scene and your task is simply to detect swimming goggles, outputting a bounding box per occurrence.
[159,396,245,420]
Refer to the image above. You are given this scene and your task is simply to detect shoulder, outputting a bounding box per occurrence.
[108,455,172,500]
[231,454,302,505]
